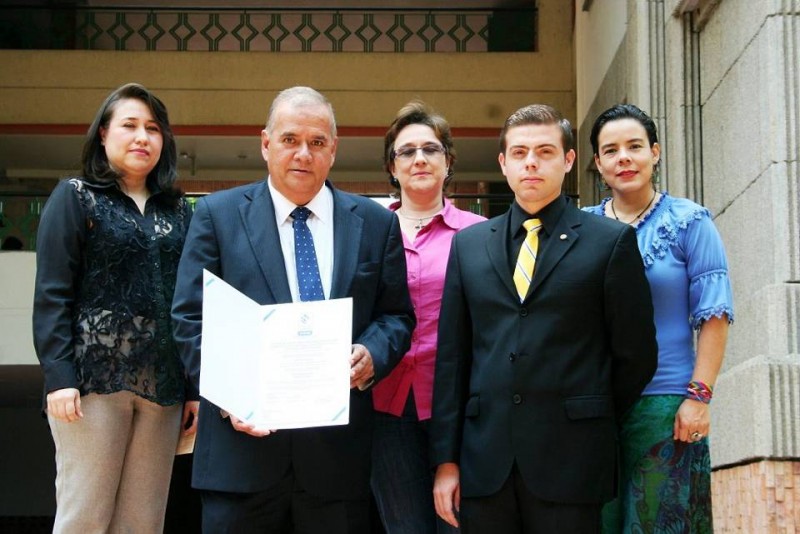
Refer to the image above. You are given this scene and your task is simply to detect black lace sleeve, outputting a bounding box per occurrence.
[33,179,86,393]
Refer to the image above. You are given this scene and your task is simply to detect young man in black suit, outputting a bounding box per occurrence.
[431,104,657,533]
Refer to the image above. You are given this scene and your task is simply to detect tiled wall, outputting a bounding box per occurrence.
[713,460,800,532]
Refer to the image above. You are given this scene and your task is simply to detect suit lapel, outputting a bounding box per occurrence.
[527,201,580,297]
[486,211,519,301]
[240,181,292,303]
[330,185,362,299]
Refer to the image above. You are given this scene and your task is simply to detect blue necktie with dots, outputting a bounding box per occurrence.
[291,206,325,302]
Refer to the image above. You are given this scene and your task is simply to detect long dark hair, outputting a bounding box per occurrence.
[81,83,179,199]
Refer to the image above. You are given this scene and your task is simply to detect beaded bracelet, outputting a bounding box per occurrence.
[686,380,713,404]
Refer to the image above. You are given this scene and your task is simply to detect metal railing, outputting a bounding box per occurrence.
[0,5,537,53]
[0,189,523,249]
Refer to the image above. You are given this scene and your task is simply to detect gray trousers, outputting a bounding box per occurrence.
[48,391,182,534]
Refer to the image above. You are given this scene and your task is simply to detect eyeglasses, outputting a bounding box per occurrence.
[392,144,447,161]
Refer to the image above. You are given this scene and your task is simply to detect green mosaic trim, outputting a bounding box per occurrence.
[324,13,352,52]
[200,13,227,51]
[449,15,476,53]
[387,15,413,52]
[232,13,259,50]
[169,13,197,51]
[72,9,494,52]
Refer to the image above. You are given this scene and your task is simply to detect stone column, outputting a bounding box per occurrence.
[699,1,800,530]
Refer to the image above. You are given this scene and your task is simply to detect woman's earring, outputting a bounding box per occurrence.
[652,164,661,186]
[595,174,610,193]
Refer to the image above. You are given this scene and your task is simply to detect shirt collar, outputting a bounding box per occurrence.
[388,197,464,231]
[510,195,567,237]
[439,198,465,230]
[268,177,334,226]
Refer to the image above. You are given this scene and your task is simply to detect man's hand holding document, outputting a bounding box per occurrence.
[200,270,352,432]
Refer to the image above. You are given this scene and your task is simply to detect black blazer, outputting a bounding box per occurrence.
[430,197,657,504]
[171,180,414,498]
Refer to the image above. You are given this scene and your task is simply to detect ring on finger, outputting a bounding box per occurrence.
[691,431,702,440]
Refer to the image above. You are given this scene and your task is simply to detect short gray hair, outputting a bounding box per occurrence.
[265,86,337,138]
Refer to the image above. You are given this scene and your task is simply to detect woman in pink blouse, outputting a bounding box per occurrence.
[371,101,485,533]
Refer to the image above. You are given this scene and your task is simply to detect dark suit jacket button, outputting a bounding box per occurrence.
[519,308,528,317]
[512,394,522,404]
[509,352,516,362]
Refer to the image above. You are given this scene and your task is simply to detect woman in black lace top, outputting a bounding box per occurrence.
[33,83,195,532]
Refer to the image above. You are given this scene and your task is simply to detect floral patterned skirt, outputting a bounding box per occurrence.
[601,395,713,534]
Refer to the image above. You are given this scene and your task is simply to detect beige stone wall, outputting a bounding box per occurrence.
[0,2,576,129]
[699,0,800,467]
[0,49,575,129]
[713,460,800,533]
[0,252,36,365]
[573,0,637,205]
[574,0,627,127]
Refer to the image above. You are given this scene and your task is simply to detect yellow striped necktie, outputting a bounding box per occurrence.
[513,218,542,302]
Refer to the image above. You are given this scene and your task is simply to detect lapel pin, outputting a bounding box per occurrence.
[560,234,568,240]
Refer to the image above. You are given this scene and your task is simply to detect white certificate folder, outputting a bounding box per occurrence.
[200,269,352,430]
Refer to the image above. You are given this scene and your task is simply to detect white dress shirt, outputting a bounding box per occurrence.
[268,178,334,302]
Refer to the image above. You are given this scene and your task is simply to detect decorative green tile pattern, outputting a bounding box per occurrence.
[70,9,501,52]
[108,12,134,50]
[232,13,259,50]
[295,14,321,52]
[449,15,476,53]
[76,11,103,49]
[169,13,196,51]
[324,13,351,52]
[355,14,381,52]
[387,15,413,52]
[200,13,227,51]
[141,12,165,51]
[263,14,290,52]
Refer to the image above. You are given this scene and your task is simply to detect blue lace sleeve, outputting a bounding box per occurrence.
[684,212,734,328]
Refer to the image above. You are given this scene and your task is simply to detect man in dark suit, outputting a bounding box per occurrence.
[430,104,658,533]
[172,86,415,533]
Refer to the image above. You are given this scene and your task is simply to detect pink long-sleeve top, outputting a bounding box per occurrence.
[372,198,485,420]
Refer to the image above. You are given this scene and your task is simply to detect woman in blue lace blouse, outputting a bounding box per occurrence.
[584,104,733,533]
[33,83,195,532]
